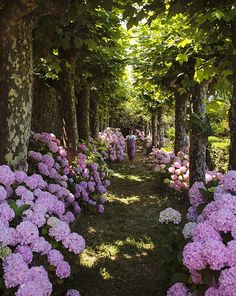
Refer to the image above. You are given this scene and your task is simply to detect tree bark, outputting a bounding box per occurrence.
[229,17,236,169]
[0,4,38,168]
[32,78,63,138]
[58,58,79,154]
[189,83,208,186]
[0,0,69,168]
[151,110,158,147]
[77,79,91,142]
[90,96,100,139]
[157,106,164,148]
[174,91,189,153]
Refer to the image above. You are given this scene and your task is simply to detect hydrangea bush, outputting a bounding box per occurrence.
[77,139,112,176]
[67,148,111,214]
[0,165,84,296]
[99,128,126,162]
[168,170,236,295]
[134,129,146,141]
[150,147,221,191]
[28,132,111,214]
[0,132,113,295]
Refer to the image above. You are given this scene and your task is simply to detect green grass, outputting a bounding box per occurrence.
[65,151,184,296]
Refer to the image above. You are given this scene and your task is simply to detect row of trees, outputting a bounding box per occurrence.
[0,0,139,168]
[127,0,236,186]
[1,0,236,188]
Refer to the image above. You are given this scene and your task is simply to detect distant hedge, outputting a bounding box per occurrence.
[208,136,230,172]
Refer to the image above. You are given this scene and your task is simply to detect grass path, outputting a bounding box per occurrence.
[74,150,173,296]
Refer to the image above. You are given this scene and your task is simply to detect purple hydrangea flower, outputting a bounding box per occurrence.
[16,221,39,245]
[66,289,81,296]
[167,282,189,296]
[56,260,71,278]
[3,253,29,288]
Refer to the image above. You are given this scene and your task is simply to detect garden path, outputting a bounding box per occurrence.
[73,149,173,296]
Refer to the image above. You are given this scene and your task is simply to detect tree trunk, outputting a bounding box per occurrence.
[151,111,158,147]
[77,79,91,142]
[0,10,37,168]
[174,91,189,153]
[90,96,100,139]
[144,121,148,137]
[0,1,69,168]
[32,78,63,138]
[229,18,236,169]
[58,59,79,154]
[157,106,164,148]
[189,83,208,186]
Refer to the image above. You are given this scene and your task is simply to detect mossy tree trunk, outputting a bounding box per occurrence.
[157,106,164,148]
[229,17,236,169]
[174,91,189,154]
[189,82,209,186]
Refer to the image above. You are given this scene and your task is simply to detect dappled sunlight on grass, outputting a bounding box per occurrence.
[80,252,98,268]
[100,267,113,280]
[106,193,140,204]
[112,172,143,182]
[116,236,155,251]
[87,226,97,234]
[80,235,155,270]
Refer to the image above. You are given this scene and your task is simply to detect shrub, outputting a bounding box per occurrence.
[208,136,230,172]
[0,132,113,295]
[168,170,236,295]
[28,132,111,213]
[99,128,126,162]
[0,165,84,296]
[150,147,221,191]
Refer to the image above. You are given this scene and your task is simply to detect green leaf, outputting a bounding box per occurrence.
[175,53,188,65]
[171,272,189,284]
[10,201,30,217]
[177,38,192,48]
[194,69,204,83]
[41,226,48,235]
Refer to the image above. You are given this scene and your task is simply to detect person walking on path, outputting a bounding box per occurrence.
[126,130,137,168]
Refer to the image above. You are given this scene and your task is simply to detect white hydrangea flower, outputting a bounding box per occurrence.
[182,222,197,240]
[159,207,182,224]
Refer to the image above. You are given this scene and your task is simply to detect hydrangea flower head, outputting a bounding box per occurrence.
[159,208,181,224]
[167,282,189,296]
